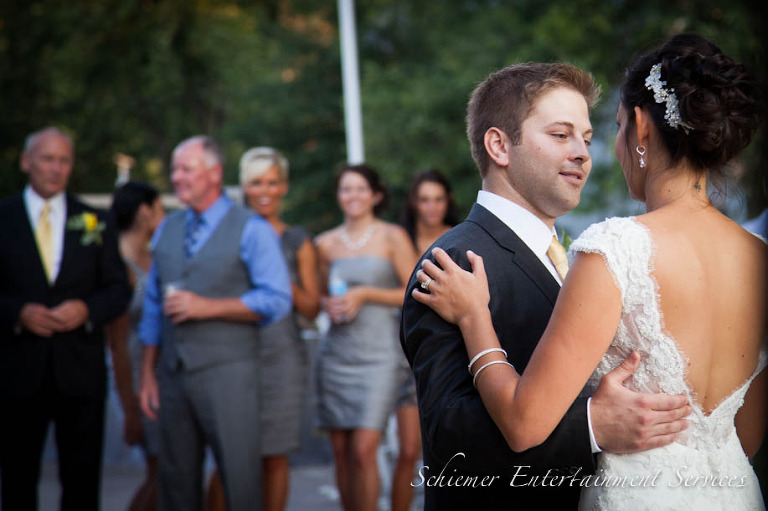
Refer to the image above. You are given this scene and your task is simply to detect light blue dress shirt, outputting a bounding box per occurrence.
[138,195,292,346]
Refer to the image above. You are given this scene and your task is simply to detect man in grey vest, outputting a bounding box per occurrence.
[138,136,292,511]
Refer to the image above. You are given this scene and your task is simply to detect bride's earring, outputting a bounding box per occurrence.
[636,145,647,169]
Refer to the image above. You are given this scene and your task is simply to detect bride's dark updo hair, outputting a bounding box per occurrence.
[620,33,760,174]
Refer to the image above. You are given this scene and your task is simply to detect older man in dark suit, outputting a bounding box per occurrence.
[0,126,131,510]
[400,63,691,510]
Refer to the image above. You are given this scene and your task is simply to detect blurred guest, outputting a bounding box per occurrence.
[106,182,165,511]
[0,127,131,511]
[206,147,320,511]
[315,164,418,511]
[389,169,459,511]
[743,177,768,237]
[138,136,292,511]
[743,208,768,237]
[401,169,460,255]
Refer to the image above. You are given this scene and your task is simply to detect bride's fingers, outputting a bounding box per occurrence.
[415,269,436,289]
[420,258,443,281]
[412,286,436,307]
[431,247,460,274]
[466,250,486,281]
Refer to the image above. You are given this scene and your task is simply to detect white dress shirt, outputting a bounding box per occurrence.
[476,190,563,284]
[24,185,67,283]
[476,190,601,453]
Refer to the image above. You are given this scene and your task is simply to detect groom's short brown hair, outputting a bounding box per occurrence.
[466,62,601,177]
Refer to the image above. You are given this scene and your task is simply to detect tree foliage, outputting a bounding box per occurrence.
[0,0,764,234]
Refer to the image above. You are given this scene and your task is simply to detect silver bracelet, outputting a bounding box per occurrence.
[467,347,508,374]
[472,360,514,388]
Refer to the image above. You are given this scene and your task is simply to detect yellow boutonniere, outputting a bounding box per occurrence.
[560,229,573,252]
[67,212,106,246]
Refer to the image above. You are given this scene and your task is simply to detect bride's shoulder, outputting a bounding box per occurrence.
[569,216,653,269]
[571,216,643,247]
[569,217,653,299]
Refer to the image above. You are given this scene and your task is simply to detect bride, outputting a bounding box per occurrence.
[414,34,766,510]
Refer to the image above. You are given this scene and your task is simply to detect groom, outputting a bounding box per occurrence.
[400,63,691,509]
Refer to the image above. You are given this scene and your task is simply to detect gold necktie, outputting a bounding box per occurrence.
[546,235,569,281]
[35,202,54,282]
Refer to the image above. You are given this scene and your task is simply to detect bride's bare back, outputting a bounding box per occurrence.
[640,205,766,415]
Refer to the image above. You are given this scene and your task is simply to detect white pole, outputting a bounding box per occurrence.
[338,0,365,164]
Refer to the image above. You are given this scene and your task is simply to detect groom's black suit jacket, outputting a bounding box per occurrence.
[401,204,596,510]
[0,193,130,398]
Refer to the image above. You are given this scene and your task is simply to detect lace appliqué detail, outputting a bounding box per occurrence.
[570,217,766,511]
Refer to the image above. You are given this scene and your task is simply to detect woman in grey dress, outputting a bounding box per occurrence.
[315,164,418,511]
[206,147,320,511]
[106,182,165,511]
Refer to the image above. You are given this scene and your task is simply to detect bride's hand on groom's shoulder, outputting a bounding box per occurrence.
[413,247,490,328]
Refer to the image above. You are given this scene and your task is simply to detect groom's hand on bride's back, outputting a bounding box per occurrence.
[590,351,692,453]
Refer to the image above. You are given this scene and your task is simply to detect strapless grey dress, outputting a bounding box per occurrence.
[316,256,402,432]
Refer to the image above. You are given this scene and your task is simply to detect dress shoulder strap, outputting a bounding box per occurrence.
[569,217,652,304]
[283,225,311,252]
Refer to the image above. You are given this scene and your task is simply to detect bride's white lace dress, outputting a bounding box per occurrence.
[571,217,766,511]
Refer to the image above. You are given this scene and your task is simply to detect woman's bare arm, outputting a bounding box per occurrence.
[292,239,321,320]
[735,367,767,458]
[415,248,622,451]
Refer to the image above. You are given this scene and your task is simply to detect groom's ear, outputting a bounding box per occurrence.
[484,127,511,168]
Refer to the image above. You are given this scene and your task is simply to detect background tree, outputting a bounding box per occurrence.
[0,0,764,232]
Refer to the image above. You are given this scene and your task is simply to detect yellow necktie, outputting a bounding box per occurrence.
[35,202,54,282]
[546,235,569,282]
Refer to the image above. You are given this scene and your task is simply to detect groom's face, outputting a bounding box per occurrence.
[506,87,593,224]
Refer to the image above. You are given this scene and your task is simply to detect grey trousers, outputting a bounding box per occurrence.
[157,359,261,511]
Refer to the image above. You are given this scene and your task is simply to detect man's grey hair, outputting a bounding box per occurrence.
[23,127,74,154]
[174,135,224,169]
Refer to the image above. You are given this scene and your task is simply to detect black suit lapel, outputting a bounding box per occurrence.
[466,203,560,306]
[57,195,85,286]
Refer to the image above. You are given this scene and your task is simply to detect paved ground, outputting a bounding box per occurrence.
[40,461,343,511]
[38,337,425,510]
[40,460,423,511]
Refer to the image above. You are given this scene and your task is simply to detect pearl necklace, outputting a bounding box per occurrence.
[340,223,377,250]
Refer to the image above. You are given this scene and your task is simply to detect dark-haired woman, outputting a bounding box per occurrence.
[315,164,418,511]
[414,34,766,509]
[389,169,459,511]
[401,169,459,256]
[106,182,165,511]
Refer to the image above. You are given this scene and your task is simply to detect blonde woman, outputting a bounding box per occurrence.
[207,147,320,511]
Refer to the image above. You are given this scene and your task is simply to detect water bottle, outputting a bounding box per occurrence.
[328,275,347,297]
[327,273,349,325]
